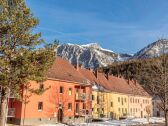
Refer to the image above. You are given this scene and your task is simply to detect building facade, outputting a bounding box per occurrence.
[7,57,92,125]
[5,57,153,125]
[79,68,153,120]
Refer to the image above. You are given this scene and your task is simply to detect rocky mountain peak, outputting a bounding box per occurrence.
[133,39,168,59]
[57,43,131,69]
[57,39,168,69]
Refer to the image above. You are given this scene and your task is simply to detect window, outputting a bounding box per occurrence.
[103,96,105,102]
[92,95,95,100]
[38,102,43,111]
[59,103,62,108]
[68,103,72,111]
[118,97,120,102]
[111,102,113,107]
[118,108,120,112]
[125,108,127,113]
[60,86,64,93]
[68,88,72,95]
[125,98,126,102]
[83,103,86,109]
[76,89,79,93]
[92,108,94,111]
[97,96,100,104]
[76,103,79,113]
[121,98,124,105]
[97,108,100,112]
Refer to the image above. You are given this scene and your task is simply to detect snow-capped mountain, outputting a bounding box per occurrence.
[57,43,132,68]
[133,39,168,59]
[56,39,168,69]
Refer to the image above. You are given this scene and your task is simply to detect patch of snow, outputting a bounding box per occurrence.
[37,117,164,126]
[92,85,98,90]
[81,43,101,48]
[82,43,114,53]
[38,124,67,126]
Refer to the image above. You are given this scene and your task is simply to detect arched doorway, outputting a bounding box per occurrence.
[57,109,63,123]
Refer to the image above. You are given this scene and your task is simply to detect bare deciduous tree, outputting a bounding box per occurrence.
[107,40,168,125]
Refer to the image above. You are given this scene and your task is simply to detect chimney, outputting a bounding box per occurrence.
[93,69,98,78]
[90,68,94,73]
[105,72,109,80]
[75,63,82,71]
[127,79,130,84]
[134,80,137,85]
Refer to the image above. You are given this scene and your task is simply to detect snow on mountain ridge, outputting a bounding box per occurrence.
[57,39,168,69]
[57,43,131,68]
[133,39,168,59]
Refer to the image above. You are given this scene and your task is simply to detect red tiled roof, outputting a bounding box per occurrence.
[79,68,150,97]
[107,75,130,94]
[78,68,100,85]
[97,72,112,90]
[108,76,150,97]
[47,57,88,84]
[127,80,150,97]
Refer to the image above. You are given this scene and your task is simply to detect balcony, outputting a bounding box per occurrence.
[76,93,86,101]
[76,109,92,116]
[8,108,15,117]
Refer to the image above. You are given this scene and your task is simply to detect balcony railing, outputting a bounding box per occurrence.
[76,109,92,116]
[8,108,15,117]
[76,93,86,101]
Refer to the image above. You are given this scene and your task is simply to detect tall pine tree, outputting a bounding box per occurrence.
[0,0,58,126]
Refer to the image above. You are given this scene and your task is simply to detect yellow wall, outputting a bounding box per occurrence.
[92,90,128,120]
[106,92,128,119]
[92,90,152,120]
[92,91,108,118]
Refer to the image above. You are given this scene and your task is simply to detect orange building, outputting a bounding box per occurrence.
[7,57,92,125]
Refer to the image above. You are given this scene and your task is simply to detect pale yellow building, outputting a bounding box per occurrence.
[91,89,129,119]
[79,68,152,120]
[108,92,128,119]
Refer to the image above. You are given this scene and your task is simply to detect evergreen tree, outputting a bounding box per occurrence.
[0,0,58,126]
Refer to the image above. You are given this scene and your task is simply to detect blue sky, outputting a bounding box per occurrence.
[26,0,168,54]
